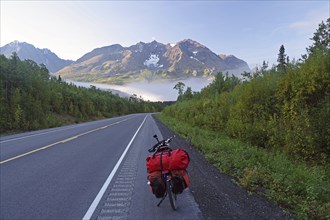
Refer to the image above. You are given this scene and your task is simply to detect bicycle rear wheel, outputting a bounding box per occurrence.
[167,180,177,210]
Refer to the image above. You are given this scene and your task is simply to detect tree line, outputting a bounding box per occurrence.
[166,18,330,165]
[0,54,171,133]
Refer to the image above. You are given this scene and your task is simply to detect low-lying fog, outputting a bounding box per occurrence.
[65,78,213,102]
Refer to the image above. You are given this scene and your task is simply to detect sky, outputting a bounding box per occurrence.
[1,1,329,68]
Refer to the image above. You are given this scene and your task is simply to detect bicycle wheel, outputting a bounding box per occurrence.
[167,180,177,210]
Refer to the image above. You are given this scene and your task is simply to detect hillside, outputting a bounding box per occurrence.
[159,19,330,219]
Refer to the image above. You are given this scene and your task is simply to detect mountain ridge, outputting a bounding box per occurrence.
[57,39,250,84]
[1,40,251,83]
[0,41,73,73]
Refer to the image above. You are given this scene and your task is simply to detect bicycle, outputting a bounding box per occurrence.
[147,134,178,210]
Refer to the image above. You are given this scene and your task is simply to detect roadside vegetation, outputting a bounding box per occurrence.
[159,19,330,219]
[0,55,170,134]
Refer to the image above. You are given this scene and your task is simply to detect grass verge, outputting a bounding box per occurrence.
[157,114,330,220]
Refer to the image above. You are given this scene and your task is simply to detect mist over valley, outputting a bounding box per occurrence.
[66,77,212,101]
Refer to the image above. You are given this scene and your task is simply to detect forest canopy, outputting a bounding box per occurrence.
[0,54,169,133]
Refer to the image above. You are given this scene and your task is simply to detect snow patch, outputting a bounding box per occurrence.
[190,56,200,62]
[170,43,175,47]
[193,51,198,55]
[144,54,160,67]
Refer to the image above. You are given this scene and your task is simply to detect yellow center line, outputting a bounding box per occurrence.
[60,136,78,143]
[0,142,60,165]
[0,117,134,165]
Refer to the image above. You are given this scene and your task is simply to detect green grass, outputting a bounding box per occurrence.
[157,114,330,220]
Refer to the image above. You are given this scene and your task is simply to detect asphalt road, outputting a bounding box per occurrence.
[0,113,202,220]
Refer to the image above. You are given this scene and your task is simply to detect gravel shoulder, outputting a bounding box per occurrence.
[153,115,293,220]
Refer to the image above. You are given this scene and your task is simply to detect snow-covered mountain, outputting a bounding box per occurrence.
[0,41,73,73]
[57,39,250,83]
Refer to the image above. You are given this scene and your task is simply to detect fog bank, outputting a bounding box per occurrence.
[65,78,213,101]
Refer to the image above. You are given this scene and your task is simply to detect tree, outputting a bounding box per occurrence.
[10,52,20,66]
[308,18,330,53]
[261,60,268,74]
[173,82,185,100]
[277,45,287,73]
[302,18,330,61]
[182,87,193,100]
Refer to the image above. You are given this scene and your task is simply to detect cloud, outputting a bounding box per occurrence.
[288,18,325,34]
[271,8,328,37]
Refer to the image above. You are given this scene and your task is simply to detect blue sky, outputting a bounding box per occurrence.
[1,1,329,68]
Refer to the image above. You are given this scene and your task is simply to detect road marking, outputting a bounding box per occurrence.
[60,136,78,143]
[0,118,132,165]
[0,142,59,164]
[0,117,133,144]
[82,114,148,220]
[0,124,88,143]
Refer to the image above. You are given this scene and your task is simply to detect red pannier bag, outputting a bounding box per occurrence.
[147,171,166,198]
[171,169,190,194]
[146,151,171,173]
[172,169,190,187]
[169,149,190,170]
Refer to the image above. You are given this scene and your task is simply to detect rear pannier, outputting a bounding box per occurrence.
[171,169,190,194]
[147,171,166,198]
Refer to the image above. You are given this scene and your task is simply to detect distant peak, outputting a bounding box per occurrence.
[10,40,30,45]
[180,39,198,43]
[147,40,162,45]
[178,39,205,48]
[219,54,226,59]
[219,54,236,60]
[9,40,21,46]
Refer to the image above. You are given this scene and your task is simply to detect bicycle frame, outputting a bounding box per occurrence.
[156,171,177,210]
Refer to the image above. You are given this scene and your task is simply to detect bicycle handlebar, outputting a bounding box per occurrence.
[148,135,175,153]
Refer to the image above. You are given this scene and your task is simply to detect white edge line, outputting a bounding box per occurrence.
[82,114,148,220]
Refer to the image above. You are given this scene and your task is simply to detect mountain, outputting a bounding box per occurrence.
[57,39,250,84]
[0,41,73,73]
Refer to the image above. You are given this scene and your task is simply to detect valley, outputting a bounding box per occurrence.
[66,77,212,101]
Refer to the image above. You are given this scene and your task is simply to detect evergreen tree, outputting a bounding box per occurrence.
[308,18,330,53]
[261,60,268,74]
[277,45,287,72]
[182,87,193,100]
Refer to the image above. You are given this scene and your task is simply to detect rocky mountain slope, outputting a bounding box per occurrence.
[0,41,73,73]
[57,39,250,84]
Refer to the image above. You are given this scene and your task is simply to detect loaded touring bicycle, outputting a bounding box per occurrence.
[146,135,190,210]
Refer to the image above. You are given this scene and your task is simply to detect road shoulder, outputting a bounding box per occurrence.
[153,115,293,220]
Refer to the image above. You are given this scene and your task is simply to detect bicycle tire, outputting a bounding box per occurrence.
[167,180,177,210]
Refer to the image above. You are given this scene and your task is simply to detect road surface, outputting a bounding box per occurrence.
[0,113,202,220]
